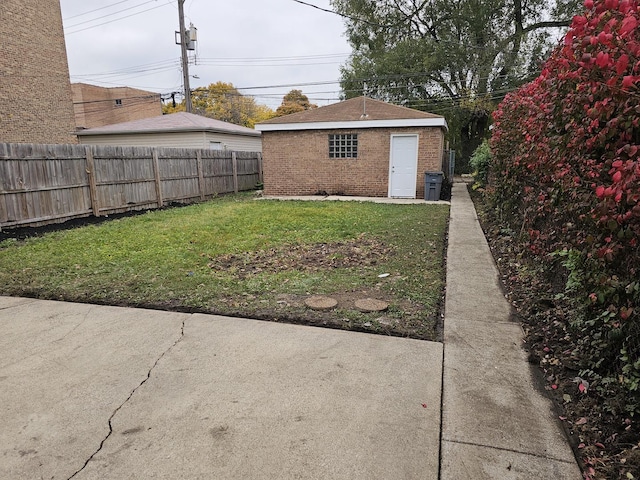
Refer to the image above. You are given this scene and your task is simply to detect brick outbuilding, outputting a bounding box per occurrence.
[255,97,447,199]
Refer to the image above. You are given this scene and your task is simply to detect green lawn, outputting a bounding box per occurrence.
[0,193,449,340]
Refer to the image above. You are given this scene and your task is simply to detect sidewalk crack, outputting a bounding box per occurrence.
[441,437,577,464]
[67,319,186,479]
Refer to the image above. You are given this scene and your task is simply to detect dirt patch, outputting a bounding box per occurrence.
[203,236,438,339]
[215,287,432,338]
[207,235,393,277]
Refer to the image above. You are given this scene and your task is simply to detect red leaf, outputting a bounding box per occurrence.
[579,382,587,393]
[573,15,588,26]
[575,416,588,425]
[421,403,427,408]
[622,76,635,89]
[596,51,610,68]
[620,16,638,36]
[613,171,622,183]
[616,54,630,75]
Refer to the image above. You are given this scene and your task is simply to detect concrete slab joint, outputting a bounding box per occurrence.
[67,319,186,480]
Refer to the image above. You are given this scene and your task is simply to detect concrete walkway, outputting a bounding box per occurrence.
[0,182,581,479]
[441,181,581,479]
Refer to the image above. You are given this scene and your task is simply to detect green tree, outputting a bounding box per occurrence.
[274,89,318,117]
[331,0,581,170]
[162,82,275,128]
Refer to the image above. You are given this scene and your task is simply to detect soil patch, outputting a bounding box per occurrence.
[207,235,393,277]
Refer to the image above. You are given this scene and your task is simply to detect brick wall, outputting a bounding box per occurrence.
[262,127,444,198]
[72,84,163,129]
[0,0,78,144]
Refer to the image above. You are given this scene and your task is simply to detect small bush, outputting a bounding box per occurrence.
[469,140,492,187]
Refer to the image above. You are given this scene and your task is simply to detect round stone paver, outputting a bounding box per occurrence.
[304,295,338,311]
[354,298,389,313]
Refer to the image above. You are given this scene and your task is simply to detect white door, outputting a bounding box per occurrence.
[389,135,418,198]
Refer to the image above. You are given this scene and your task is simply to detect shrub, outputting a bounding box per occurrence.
[490,0,640,414]
[469,139,492,187]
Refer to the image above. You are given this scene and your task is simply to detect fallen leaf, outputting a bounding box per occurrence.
[575,417,587,425]
[378,273,390,278]
[563,394,572,403]
[421,403,428,408]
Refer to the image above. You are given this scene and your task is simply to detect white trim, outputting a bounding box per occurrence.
[255,118,448,132]
[388,134,419,199]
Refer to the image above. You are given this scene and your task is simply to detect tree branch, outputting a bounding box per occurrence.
[523,19,572,33]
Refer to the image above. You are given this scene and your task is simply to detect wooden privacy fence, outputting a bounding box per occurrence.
[0,143,263,230]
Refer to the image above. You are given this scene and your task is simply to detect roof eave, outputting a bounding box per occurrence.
[255,118,448,132]
[77,127,261,137]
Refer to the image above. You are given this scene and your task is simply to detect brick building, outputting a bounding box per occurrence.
[72,83,162,130]
[255,97,447,199]
[0,0,77,144]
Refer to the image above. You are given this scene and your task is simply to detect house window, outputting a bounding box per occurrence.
[329,134,358,158]
[114,99,123,106]
[209,141,223,150]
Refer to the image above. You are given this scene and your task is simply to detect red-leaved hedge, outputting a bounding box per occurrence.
[490,0,640,409]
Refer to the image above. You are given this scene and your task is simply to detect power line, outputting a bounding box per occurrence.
[197,61,344,68]
[200,53,350,61]
[69,54,349,79]
[65,0,163,29]
[63,0,139,21]
[290,0,390,28]
[64,2,172,35]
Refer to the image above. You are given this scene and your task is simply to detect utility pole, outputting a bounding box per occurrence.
[178,0,192,113]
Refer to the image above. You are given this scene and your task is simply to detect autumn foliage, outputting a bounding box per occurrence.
[490,0,640,413]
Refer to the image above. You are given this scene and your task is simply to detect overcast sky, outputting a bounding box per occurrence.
[59,0,352,109]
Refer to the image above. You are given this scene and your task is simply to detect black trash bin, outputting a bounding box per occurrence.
[424,171,443,201]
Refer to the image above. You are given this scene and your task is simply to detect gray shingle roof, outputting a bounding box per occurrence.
[76,112,260,137]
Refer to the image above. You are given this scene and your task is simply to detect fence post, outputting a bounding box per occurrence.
[257,152,263,184]
[0,193,5,231]
[85,146,100,217]
[152,148,163,208]
[232,151,238,194]
[196,150,205,200]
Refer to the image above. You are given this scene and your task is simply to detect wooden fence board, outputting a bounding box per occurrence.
[0,143,261,229]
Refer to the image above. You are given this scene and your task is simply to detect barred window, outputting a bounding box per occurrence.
[328,134,358,158]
